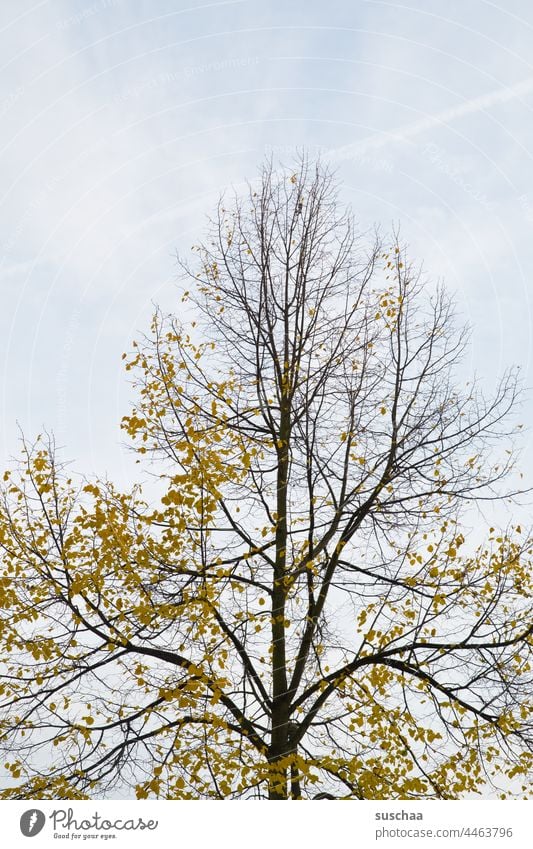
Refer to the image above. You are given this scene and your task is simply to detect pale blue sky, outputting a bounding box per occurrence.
[2,0,533,485]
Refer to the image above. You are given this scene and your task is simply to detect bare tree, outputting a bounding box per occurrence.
[0,157,531,800]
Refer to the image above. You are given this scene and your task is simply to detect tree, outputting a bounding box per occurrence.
[0,158,532,801]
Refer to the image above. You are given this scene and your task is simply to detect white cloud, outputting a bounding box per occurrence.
[1,0,532,479]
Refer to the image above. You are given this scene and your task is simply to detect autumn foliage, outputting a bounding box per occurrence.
[0,159,532,799]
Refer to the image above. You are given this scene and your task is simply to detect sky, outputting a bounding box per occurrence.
[1,0,533,488]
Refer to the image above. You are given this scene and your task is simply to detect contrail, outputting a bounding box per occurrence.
[327,75,533,162]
